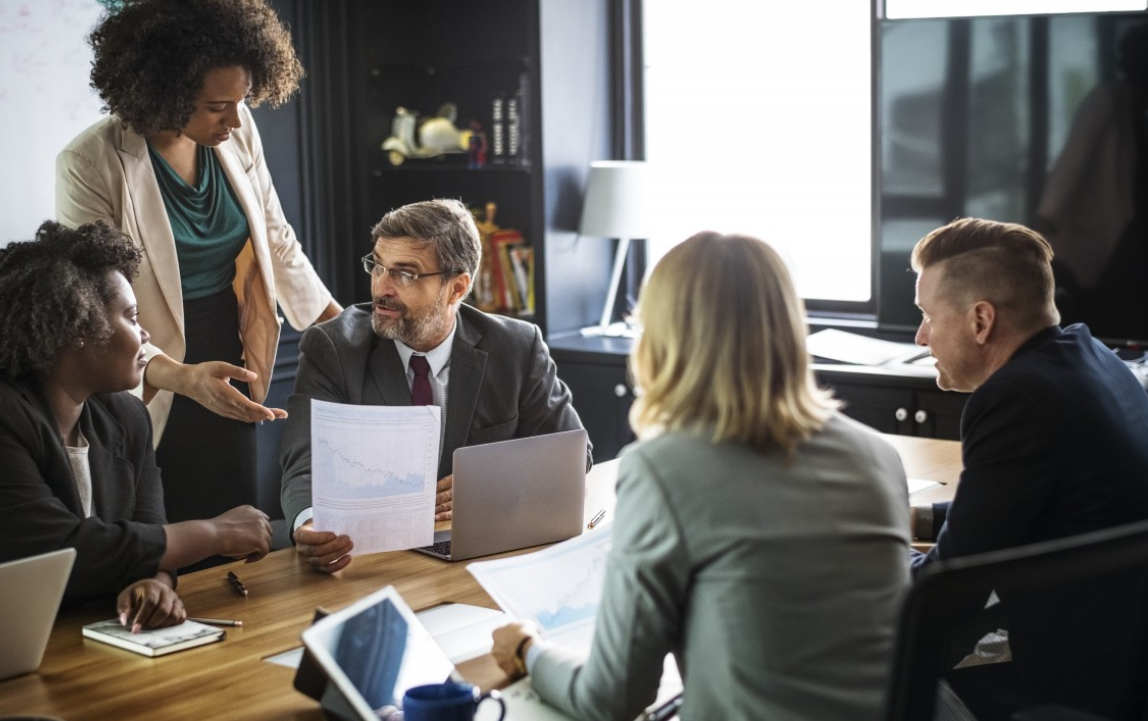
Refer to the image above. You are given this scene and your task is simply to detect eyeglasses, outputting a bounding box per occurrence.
[361,254,456,288]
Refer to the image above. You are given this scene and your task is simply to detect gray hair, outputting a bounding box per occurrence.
[371,199,482,284]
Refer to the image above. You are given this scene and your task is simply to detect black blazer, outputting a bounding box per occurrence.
[914,324,1148,568]
[0,375,167,598]
[280,303,589,526]
[912,324,1148,718]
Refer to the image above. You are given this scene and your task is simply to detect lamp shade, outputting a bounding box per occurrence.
[578,160,652,239]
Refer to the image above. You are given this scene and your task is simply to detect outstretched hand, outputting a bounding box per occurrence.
[183,361,288,422]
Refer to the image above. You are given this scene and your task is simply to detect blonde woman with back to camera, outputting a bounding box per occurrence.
[492,232,912,720]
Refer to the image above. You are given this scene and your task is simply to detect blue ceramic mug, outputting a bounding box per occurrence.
[402,682,506,721]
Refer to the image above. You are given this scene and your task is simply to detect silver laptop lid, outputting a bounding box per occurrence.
[0,548,76,680]
[449,428,588,562]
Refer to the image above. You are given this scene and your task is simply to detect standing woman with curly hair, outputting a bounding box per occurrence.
[57,0,341,532]
[0,221,272,629]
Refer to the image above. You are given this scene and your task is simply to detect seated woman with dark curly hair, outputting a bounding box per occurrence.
[0,221,273,630]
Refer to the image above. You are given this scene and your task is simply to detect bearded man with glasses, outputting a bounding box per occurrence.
[280,199,589,573]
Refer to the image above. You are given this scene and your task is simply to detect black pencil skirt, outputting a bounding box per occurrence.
[155,288,257,527]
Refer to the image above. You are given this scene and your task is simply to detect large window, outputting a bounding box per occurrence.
[643,0,873,308]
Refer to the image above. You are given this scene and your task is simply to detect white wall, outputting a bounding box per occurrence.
[0,0,105,246]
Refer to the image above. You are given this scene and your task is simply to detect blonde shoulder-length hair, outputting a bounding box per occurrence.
[629,232,838,455]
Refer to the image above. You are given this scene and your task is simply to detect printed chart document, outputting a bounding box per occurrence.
[311,400,440,555]
[468,527,682,718]
[467,526,612,650]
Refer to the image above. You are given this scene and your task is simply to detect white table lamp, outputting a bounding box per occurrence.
[578,160,651,336]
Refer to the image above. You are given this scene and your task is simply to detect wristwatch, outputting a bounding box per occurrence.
[513,635,532,676]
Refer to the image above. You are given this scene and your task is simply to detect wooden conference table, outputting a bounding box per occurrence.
[0,435,961,721]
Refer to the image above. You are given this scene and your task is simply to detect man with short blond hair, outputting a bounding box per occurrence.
[909,217,1148,719]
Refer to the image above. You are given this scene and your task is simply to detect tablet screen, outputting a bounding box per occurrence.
[302,586,455,718]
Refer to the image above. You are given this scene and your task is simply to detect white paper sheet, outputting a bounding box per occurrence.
[908,477,941,495]
[807,328,925,365]
[310,400,440,555]
[467,526,613,650]
[415,603,508,663]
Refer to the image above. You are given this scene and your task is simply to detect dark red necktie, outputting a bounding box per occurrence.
[410,355,433,406]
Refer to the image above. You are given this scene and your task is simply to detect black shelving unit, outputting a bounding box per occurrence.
[319,0,617,336]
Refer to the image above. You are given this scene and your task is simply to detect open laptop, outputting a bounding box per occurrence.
[0,548,76,680]
[414,428,588,562]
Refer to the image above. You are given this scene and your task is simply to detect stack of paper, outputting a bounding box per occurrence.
[807,328,925,365]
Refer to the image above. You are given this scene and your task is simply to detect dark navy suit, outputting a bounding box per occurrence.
[913,324,1148,719]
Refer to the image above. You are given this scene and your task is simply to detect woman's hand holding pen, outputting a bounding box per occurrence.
[116,575,185,633]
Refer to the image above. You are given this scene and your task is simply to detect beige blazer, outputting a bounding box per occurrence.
[56,105,333,442]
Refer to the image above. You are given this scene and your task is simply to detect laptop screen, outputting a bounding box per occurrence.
[301,586,454,718]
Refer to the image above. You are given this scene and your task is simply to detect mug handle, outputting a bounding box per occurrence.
[477,689,507,721]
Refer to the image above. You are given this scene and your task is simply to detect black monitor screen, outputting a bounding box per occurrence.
[877,11,1148,347]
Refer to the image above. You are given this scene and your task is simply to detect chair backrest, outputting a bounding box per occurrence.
[885,519,1148,721]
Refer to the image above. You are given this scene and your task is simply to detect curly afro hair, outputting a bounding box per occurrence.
[89,0,304,136]
[0,221,142,379]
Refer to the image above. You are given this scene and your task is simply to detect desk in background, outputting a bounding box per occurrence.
[1,435,960,720]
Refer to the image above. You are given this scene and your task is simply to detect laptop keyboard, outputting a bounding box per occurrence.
[417,539,452,557]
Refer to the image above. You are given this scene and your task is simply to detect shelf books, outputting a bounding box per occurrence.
[82,618,225,657]
[490,78,528,168]
[491,98,505,160]
[470,202,534,318]
[490,229,533,317]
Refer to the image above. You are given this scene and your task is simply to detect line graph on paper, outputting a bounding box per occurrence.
[467,527,613,650]
[314,436,428,499]
[311,401,440,503]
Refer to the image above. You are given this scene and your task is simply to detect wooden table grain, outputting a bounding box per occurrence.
[0,435,960,720]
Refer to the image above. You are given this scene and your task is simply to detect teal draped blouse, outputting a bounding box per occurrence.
[148,143,250,300]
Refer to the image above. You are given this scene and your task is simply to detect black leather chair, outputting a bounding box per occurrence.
[885,519,1148,721]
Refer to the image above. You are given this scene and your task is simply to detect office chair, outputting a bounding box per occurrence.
[885,518,1148,721]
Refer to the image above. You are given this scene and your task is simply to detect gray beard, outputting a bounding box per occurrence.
[371,290,451,348]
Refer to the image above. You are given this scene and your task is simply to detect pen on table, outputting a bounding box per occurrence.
[227,571,249,597]
[587,508,606,529]
[188,617,244,627]
[643,692,683,721]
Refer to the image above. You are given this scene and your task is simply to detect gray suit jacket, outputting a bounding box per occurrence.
[530,415,911,721]
[280,303,589,526]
